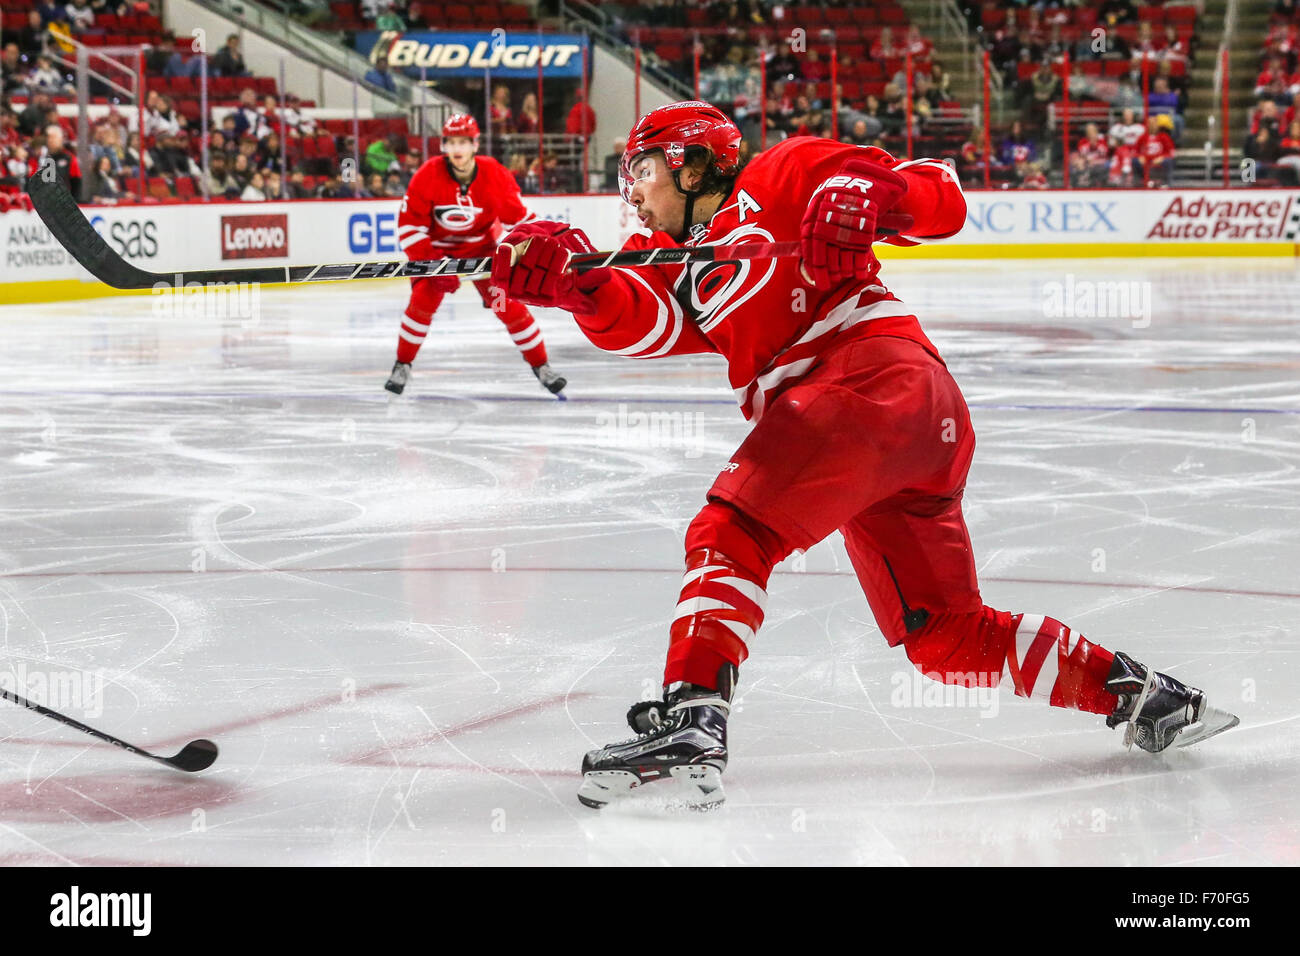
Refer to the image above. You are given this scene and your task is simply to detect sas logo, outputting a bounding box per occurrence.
[433,203,483,231]
[221,214,289,259]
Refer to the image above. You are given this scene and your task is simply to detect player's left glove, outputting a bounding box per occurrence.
[490,220,611,316]
[799,157,914,290]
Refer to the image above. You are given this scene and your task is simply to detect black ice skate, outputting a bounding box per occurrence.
[384,361,411,395]
[577,667,734,810]
[531,362,567,399]
[1105,651,1239,753]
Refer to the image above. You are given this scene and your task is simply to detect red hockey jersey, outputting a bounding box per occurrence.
[576,138,967,421]
[397,155,534,261]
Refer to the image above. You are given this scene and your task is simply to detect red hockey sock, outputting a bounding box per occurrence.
[664,549,768,689]
[904,607,1118,716]
[474,278,548,367]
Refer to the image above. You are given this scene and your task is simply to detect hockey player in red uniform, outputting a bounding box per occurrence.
[490,102,1239,808]
[385,113,567,398]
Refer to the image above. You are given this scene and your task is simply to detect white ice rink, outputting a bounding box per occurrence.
[0,257,1297,866]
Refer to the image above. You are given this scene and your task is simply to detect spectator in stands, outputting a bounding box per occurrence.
[1024,61,1060,128]
[264,170,284,199]
[406,1,428,29]
[870,27,899,62]
[89,153,125,202]
[3,143,29,186]
[844,117,876,147]
[515,92,539,135]
[219,113,239,147]
[1099,0,1137,26]
[376,1,404,30]
[203,150,238,197]
[364,56,397,93]
[600,137,623,192]
[1109,106,1144,148]
[384,171,405,196]
[27,123,80,194]
[17,91,54,136]
[231,87,261,137]
[1130,21,1159,67]
[1278,119,1300,182]
[880,83,911,136]
[314,172,344,198]
[65,0,94,32]
[230,151,252,190]
[152,130,200,180]
[123,130,151,178]
[1252,99,1285,137]
[1071,122,1110,187]
[998,119,1037,168]
[89,122,122,175]
[144,91,182,138]
[490,85,514,133]
[257,130,284,174]
[28,55,67,95]
[566,89,596,140]
[1161,26,1188,70]
[212,34,250,79]
[1147,76,1183,142]
[1244,125,1291,185]
[1,44,25,97]
[959,124,988,185]
[34,0,66,28]
[284,168,310,199]
[362,172,385,197]
[18,11,46,58]
[241,170,267,201]
[364,132,403,176]
[1019,161,1048,189]
[903,25,932,59]
[1136,115,1175,187]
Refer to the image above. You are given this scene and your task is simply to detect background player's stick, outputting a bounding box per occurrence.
[0,685,219,772]
[27,174,887,291]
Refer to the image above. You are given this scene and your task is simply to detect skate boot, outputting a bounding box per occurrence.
[577,666,734,810]
[384,361,411,395]
[1105,651,1239,752]
[531,362,567,399]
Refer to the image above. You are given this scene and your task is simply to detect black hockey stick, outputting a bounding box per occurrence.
[1,685,218,773]
[27,173,810,290]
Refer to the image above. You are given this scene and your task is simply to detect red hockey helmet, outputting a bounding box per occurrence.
[442,113,480,141]
[618,100,741,203]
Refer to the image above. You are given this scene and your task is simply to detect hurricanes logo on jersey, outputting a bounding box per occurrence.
[433,204,483,231]
[673,226,777,333]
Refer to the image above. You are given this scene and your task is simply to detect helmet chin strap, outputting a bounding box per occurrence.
[671,169,734,241]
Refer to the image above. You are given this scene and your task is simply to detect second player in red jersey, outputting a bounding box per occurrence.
[491,102,1238,808]
[383,113,567,398]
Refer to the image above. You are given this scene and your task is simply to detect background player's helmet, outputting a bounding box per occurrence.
[441,113,481,143]
[618,101,741,203]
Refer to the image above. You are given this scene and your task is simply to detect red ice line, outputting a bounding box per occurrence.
[2,682,408,750]
[0,566,1295,601]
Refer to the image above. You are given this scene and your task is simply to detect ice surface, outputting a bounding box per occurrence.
[0,257,1297,865]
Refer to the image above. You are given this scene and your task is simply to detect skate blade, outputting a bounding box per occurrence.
[1175,705,1240,749]
[576,765,725,810]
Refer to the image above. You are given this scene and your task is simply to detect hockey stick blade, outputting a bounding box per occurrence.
[27,172,159,289]
[1,685,219,773]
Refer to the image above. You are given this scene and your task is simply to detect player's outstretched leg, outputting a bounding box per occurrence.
[900,609,1239,753]
[386,276,457,394]
[473,279,566,398]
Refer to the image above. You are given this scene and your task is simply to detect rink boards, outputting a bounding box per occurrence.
[2,188,1298,303]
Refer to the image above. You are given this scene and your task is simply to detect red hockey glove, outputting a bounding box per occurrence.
[414,274,461,297]
[490,220,611,316]
[799,158,914,290]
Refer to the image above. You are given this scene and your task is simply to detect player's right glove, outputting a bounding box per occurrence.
[799,157,913,290]
[490,220,611,316]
